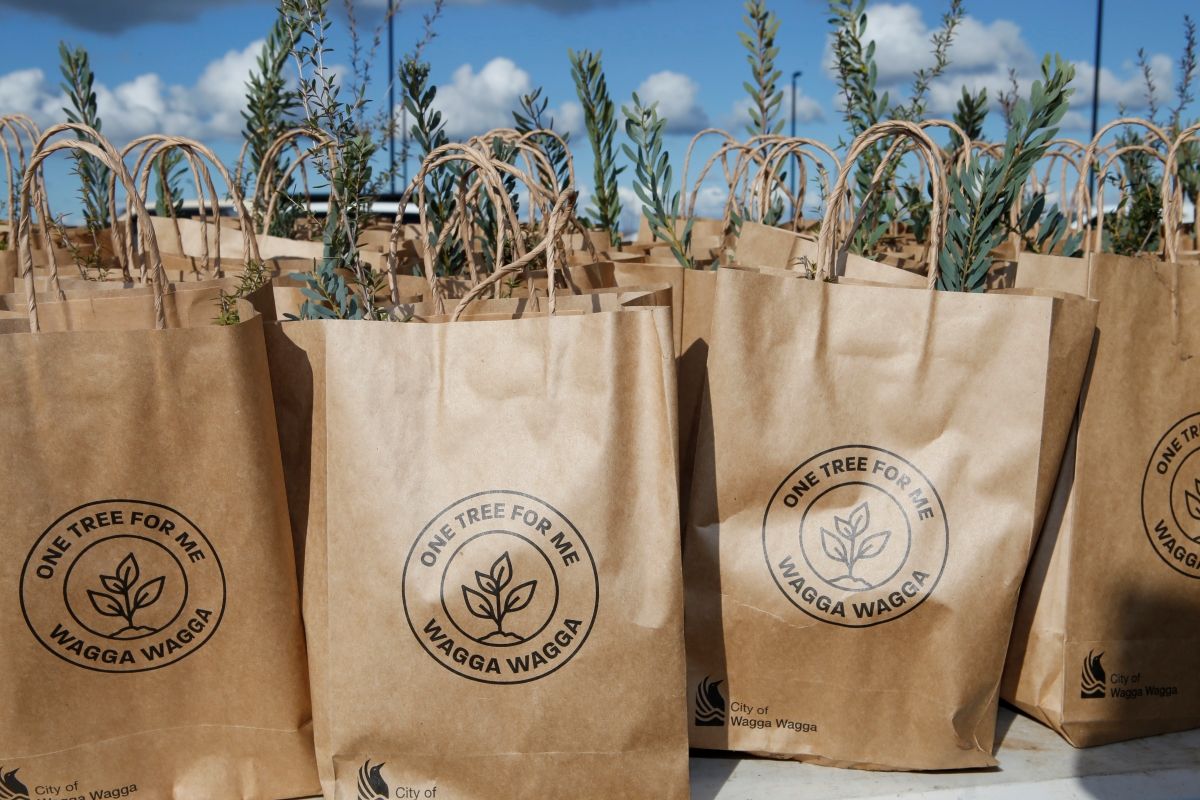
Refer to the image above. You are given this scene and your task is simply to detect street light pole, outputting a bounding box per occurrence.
[1088,0,1104,211]
[790,70,802,217]
[387,0,396,197]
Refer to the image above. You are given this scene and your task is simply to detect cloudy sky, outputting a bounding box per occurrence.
[1,0,1196,222]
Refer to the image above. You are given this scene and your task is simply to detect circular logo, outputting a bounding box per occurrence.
[763,445,948,627]
[20,500,226,673]
[402,491,598,684]
[1142,414,1200,578]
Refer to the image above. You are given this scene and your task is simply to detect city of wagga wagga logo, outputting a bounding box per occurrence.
[1142,413,1200,579]
[763,445,948,627]
[20,500,226,673]
[402,491,599,684]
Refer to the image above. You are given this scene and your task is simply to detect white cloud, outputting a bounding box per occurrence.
[0,39,265,143]
[691,184,728,219]
[554,101,583,137]
[825,3,1175,120]
[1070,53,1174,111]
[432,58,532,138]
[0,68,61,122]
[635,71,709,134]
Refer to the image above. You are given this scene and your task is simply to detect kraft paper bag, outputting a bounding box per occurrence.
[268,233,688,797]
[610,261,715,519]
[1003,251,1200,746]
[0,138,319,798]
[682,122,1098,769]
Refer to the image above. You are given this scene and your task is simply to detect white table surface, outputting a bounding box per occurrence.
[690,708,1200,799]
[300,709,1199,799]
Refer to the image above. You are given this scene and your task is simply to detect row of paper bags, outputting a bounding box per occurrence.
[3,158,1200,800]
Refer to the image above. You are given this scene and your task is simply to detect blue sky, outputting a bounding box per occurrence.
[1,0,1197,224]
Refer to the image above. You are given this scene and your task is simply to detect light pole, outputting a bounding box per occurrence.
[387,0,396,197]
[790,70,803,217]
[1088,0,1104,210]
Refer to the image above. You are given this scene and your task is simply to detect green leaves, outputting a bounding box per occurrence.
[513,87,571,192]
[1014,191,1083,258]
[950,86,988,153]
[742,0,784,138]
[938,56,1076,292]
[621,94,693,268]
[401,55,462,275]
[570,49,623,247]
[58,42,111,231]
[242,14,302,236]
[281,0,385,318]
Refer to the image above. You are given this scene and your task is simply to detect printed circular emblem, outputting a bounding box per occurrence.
[20,500,226,673]
[403,491,599,684]
[1142,413,1200,578]
[763,445,948,627]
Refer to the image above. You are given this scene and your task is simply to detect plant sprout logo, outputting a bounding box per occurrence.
[1141,413,1200,579]
[763,445,949,627]
[462,552,538,644]
[820,502,891,590]
[1081,650,1107,699]
[20,500,226,673]
[403,490,599,684]
[88,553,166,638]
[694,676,727,727]
[0,768,29,800]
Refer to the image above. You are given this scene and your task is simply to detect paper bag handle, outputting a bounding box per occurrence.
[1163,120,1200,263]
[19,135,167,332]
[390,143,524,309]
[123,136,263,280]
[816,120,947,288]
[451,190,577,321]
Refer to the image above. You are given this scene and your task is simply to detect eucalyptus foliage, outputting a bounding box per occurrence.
[513,87,571,191]
[950,87,988,153]
[622,93,692,268]
[282,0,383,319]
[58,43,111,230]
[569,49,623,246]
[1013,191,1083,258]
[242,14,301,235]
[741,0,783,138]
[153,150,186,218]
[828,0,962,256]
[400,56,462,274]
[937,56,1075,292]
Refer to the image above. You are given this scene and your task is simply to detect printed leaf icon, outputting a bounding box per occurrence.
[490,552,513,590]
[100,574,124,593]
[856,530,891,560]
[848,502,870,536]
[503,580,537,614]
[116,553,139,588]
[475,570,497,594]
[133,576,165,610]
[88,590,124,617]
[1187,481,1200,521]
[833,515,855,541]
[462,586,496,620]
[821,527,849,564]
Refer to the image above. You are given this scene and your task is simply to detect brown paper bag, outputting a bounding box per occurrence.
[268,225,689,799]
[1003,251,1200,746]
[609,261,715,522]
[683,122,1098,770]
[0,137,318,798]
